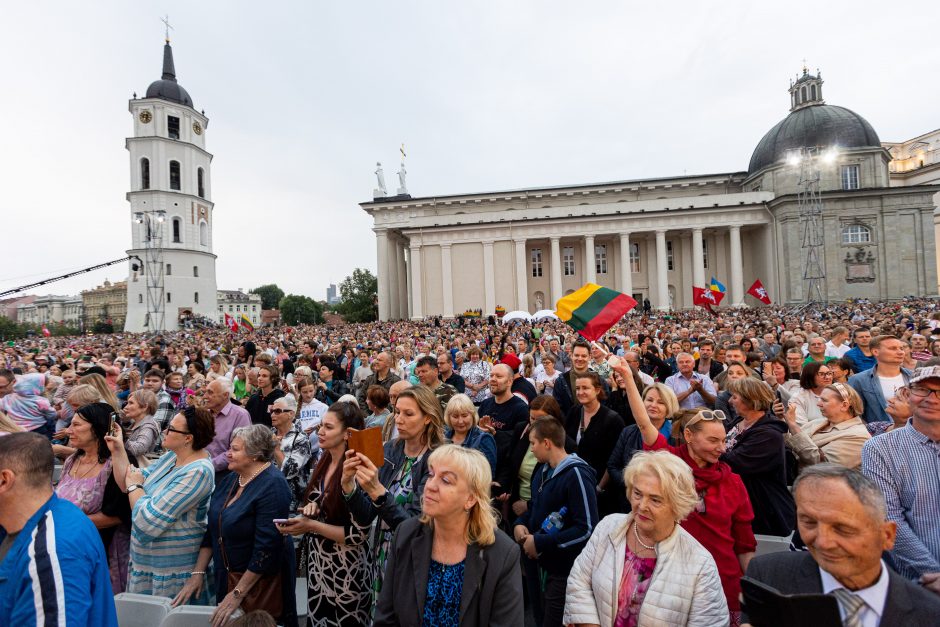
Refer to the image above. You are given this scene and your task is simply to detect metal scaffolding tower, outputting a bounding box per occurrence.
[791,147,829,305]
[135,210,167,332]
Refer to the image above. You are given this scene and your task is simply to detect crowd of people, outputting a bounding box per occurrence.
[1,296,940,626]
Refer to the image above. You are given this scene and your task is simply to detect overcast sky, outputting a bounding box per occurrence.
[3,1,939,300]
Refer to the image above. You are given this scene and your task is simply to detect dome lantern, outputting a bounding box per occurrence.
[789,66,824,112]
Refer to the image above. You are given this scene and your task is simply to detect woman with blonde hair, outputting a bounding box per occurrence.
[565,451,729,627]
[0,410,25,436]
[207,354,230,382]
[78,372,121,413]
[374,445,522,626]
[443,393,496,475]
[343,385,444,612]
[784,381,870,470]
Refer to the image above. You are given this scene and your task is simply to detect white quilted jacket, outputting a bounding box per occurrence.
[564,513,730,627]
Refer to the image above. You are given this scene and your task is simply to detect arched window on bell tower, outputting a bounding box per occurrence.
[172,217,182,243]
[140,158,150,190]
[199,220,208,246]
[197,168,205,198]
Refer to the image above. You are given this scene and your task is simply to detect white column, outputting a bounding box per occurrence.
[440,244,454,318]
[387,236,400,319]
[729,225,744,306]
[376,231,390,321]
[396,242,408,319]
[482,242,495,315]
[583,235,596,284]
[692,227,705,289]
[409,242,423,319]
[513,238,528,311]
[550,236,562,306]
[655,230,670,311]
[619,232,632,297]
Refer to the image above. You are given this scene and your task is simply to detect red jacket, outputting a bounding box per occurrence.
[647,434,756,611]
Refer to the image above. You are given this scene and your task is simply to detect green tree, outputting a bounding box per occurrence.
[250,284,285,310]
[336,268,378,323]
[279,294,324,325]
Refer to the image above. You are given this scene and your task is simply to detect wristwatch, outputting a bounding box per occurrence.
[232,587,243,600]
[372,492,389,508]
[126,484,144,494]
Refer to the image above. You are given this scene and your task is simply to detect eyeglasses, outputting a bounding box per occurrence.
[685,409,726,429]
[164,426,191,435]
[908,386,940,400]
[817,371,833,378]
[270,408,292,415]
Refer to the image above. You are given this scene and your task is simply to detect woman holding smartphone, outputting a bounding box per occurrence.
[279,401,373,626]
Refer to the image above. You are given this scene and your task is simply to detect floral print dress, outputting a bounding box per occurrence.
[614,545,657,627]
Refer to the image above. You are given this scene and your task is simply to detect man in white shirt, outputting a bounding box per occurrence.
[825,326,852,359]
[742,464,940,625]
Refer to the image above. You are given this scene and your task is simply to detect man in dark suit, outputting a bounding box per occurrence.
[743,464,940,626]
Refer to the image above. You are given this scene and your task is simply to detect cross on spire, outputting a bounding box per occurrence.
[161,15,174,43]
[801,58,808,74]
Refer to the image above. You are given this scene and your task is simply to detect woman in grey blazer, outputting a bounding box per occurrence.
[373,445,523,627]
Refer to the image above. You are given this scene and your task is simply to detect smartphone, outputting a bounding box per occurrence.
[273,518,289,526]
[109,413,118,437]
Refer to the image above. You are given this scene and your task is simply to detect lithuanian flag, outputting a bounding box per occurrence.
[555,283,637,341]
[240,313,255,331]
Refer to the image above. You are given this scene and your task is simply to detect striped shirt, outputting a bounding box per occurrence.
[128,452,214,600]
[862,423,940,580]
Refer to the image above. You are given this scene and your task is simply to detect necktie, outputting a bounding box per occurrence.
[831,588,865,627]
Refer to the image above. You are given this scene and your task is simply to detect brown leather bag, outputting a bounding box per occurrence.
[219,478,284,618]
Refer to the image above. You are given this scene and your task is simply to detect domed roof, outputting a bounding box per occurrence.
[748,104,880,175]
[145,42,193,108]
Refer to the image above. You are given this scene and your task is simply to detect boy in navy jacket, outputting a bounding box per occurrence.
[514,417,598,627]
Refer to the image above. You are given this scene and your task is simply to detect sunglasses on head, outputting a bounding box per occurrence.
[685,409,726,429]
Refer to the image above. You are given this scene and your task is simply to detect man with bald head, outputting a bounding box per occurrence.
[356,351,401,406]
[479,363,529,433]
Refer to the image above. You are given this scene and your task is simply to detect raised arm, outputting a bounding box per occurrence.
[613,361,659,446]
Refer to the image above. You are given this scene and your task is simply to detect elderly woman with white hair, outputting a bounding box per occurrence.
[175,423,297,626]
[564,451,729,627]
[270,394,313,512]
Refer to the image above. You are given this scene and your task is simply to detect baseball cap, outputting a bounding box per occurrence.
[909,366,940,386]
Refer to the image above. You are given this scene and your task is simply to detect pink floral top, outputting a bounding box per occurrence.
[614,544,657,627]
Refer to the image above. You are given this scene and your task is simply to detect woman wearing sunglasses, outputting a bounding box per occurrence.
[616,359,756,625]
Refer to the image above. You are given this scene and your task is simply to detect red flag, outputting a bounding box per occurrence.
[747,279,772,305]
[693,286,725,314]
[41,325,51,337]
[224,313,239,332]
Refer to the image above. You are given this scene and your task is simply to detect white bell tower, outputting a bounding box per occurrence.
[125,37,218,332]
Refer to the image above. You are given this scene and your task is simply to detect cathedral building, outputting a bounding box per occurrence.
[362,69,940,320]
[124,40,218,332]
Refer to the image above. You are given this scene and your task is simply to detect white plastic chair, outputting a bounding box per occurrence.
[754,532,794,556]
[159,605,215,627]
[114,592,172,627]
[295,577,307,619]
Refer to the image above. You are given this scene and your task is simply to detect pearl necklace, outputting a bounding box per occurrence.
[632,521,656,552]
[238,462,270,488]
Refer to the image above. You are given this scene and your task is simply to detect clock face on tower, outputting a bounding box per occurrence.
[192,121,203,135]
[139,110,152,124]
